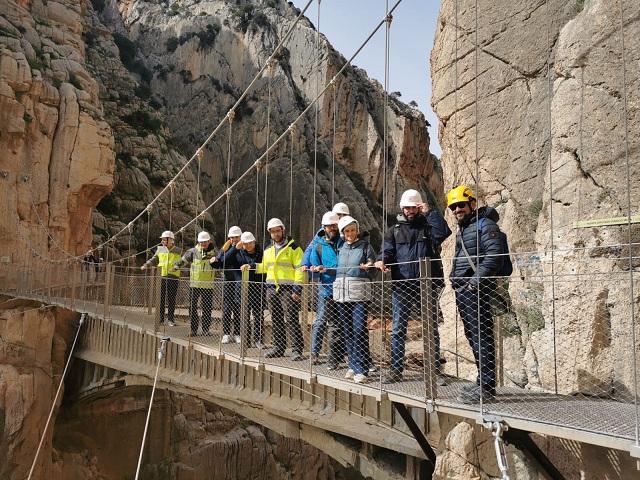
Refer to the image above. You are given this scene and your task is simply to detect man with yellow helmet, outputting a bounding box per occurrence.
[447,185,504,404]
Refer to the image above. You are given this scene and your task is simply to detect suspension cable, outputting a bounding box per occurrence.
[545,0,559,395]
[618,0,639,446]
[289,126,295,230]
[262,62,273,247]
[134,337,168,480]
[27,313,86,480]
[311,0,321,237]
[331,82,337,205]
[195,148,203,241]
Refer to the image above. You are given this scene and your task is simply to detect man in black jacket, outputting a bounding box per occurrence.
[447,185,503,404]
[375,189,451,383]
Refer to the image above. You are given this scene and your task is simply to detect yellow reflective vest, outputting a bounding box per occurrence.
[257,238,304,289]
[146,245,182,278]
[176,244,217,288]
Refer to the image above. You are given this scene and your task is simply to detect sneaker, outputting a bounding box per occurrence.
[221,335,231,344]
[290,351,304,362]
[167,320,176,327]
[326,362,339,371]
[457,385,495,404]
[344,369,355,380]
[234,335,241,344]
[310,353,321,365]
[382,370,403,384]
[368,364,379,375]
[436,375,447,387]
[264,349,284,359]
[353,373,368,384]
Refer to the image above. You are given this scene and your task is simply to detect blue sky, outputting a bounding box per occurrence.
[291,0,442,157]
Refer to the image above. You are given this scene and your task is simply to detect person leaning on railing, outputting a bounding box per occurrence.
[172,231,216,336]
[255,218,305,361]
[447,185,503,404]
[331,215,377,384]
[375,189,452,384]
[231,231,266,348]
[141,230,182,327]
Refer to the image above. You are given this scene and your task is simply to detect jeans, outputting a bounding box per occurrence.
[222,281,240,336]
[390,281,441,374]
[455,283,496,393]
[267,285,303,354]
[337,302,370,375]
[311,294,345,364]
[189,287,213,334]
[158,276,178,324]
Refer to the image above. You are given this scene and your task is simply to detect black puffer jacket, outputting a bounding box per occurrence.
[450,206,503,288]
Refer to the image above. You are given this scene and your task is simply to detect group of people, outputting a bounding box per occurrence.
[142,185,508,403]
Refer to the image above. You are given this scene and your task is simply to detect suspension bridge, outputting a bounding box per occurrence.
[1,0,638,478]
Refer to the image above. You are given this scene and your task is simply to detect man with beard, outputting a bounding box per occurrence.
[447,185,504,404]
[375,189,451,383]
[307,211,345,368]
[257,218,305,360]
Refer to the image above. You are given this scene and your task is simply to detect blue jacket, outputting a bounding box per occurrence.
[309,230,343,297]
[213,245,241,281]
[301,228,323,268]
[378,209,451,281]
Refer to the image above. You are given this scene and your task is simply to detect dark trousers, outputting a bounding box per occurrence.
[248,283,265,343]
[390,281,442,374]
[222,282,240,336]
[189,287,213,334]
[267,285,303,354]
[158,276,178,324]
[455,284,496,393]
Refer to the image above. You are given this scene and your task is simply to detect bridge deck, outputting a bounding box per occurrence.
[20,293,638,455]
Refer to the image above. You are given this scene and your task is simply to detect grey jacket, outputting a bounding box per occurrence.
[333,238,376,303]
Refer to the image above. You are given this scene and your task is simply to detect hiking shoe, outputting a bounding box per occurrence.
[290,351,304,362]
[368,364,379,375]
[221,335,231,344]
[344,369,355,380]
[326,362,339,371]
[264,349,284,359]
[457,385,495,404]
[382,370,403,384]
[310,353,322,365]
[353,373,368,384]
[436,375,447,387]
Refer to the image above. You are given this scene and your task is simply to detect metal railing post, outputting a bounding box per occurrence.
[420,258,437,402]
[71,262,78,310]
[300,271,311,374]
[153,268,162,333]
[103,263,112,319]
[239,269,249,359]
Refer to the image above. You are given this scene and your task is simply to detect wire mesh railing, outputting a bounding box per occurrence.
[0,248,638,447]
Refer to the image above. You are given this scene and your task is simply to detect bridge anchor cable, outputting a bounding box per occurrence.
[27,313,86,480]
[491,421,511,480]
[134,337,169,480]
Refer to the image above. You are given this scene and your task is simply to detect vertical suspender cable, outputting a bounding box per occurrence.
[473,0,484,410]
[379,0,391,389]
[27,314,86,480]
[195,150,202,241]
[331,82,337,205]
[454,0,460,377]
[169,182,174,231]
[545,0,559,394]
[618,0,639,446]
[262,69,272,246]
[312,0,321,238]
[134,337,168,480]
[289,127,295,231]
[255,168,260,235]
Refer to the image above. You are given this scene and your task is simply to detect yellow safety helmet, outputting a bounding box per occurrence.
[446,185,476,207]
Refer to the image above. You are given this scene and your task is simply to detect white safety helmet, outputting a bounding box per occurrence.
[332,202,350,216]
[227,226,242,238]
[338,215,359,234]
[321,211,340,226]
[399,189,423,208]
[160,230,175,240]
[266,218,285,231]
[197,231,211,242]
[240,231,256,243]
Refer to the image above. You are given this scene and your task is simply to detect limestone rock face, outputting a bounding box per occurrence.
[432,0,640,397]
[53,386,348,480]
[0,0,116,260]
[90,0,442,250]
[0,301,77,480]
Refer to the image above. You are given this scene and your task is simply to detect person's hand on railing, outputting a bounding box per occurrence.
[359,262,374,270]
[300,265,309,272]
[140,265,146,271]
[374,260,389,273]
[311,265,326,273]
[240,264,251,272]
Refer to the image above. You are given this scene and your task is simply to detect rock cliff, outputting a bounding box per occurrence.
[432,0,639,476]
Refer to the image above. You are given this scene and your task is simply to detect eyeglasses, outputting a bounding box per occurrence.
[449,202,468,211]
